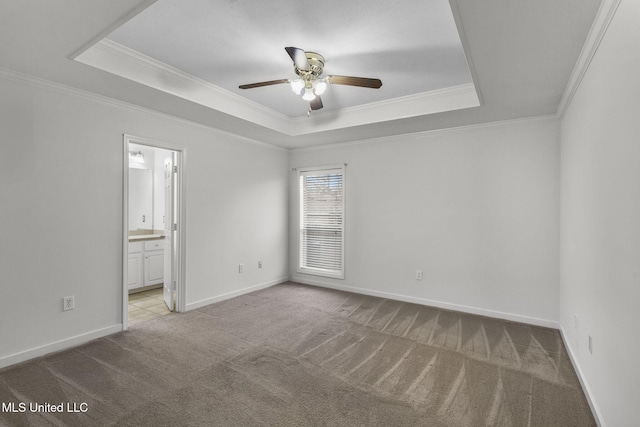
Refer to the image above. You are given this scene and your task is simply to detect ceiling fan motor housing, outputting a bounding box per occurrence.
[295,52,325,84]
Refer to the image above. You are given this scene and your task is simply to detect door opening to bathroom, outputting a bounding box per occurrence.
[123,135,184,329]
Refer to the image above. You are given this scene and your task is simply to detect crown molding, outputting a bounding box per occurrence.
[75,39,294,134]
[74,39,480,137]
[448,0,484,108]
[69,0,158,61]
[290,83,480,136]
[0,64,558,156]
[557,0,622,118]
[0,66,286,152]
[291,114,559,153]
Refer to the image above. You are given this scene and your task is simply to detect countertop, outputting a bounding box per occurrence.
[128,234,164,242]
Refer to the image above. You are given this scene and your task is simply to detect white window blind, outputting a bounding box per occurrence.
[299,166,344,279]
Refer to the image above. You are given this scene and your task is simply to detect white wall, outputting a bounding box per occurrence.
[559,0,640,425]
[290,118,560,326]
[0,74,289,367]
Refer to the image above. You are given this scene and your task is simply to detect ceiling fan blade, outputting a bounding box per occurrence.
[310,96,323,111]
[327,75,382,89]
[285,47,310,71]
[238,79,289,89]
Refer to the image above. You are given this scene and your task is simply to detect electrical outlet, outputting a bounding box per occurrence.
[574,314,579,330]
[258,261,263,268]
[239,264,244,273]
[416,270,423,280]
[63,296,75,311]
[588,335,593,354]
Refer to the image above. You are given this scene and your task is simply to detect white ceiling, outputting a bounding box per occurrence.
[105,0,473,118]
[0,0,602,149]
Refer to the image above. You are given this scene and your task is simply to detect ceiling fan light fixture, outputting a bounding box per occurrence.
[302,87,316,101]
[313,79,327,95]
[239,47,383,112]
[290,79,305,95]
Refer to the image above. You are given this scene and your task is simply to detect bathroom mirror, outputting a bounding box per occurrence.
[129,168,153,231]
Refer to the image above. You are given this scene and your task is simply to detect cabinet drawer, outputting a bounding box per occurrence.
[144,240,164,251]
[128,241,143,254]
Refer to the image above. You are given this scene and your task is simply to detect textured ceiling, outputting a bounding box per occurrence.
[106,0,473,118]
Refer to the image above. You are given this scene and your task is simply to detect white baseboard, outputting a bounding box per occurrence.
[0,324,123,370]
[559,326,605,427]
[0,277,283,370]
[185,277,289,311]
[291,277,604,423]
[291,276,559,329]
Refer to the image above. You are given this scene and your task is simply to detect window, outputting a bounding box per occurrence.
[298,166,345,279]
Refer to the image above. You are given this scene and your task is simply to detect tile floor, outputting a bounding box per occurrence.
[128,288,171,325]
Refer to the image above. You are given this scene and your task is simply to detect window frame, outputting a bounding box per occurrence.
[297,164,345,280]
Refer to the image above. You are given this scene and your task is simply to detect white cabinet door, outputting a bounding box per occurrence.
[128,239,164,291]
[127,253,143,290]
[145,252,164,285]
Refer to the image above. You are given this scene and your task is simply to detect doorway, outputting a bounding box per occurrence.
[122,135,185,329]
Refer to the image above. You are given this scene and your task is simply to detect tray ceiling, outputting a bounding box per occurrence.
[75,0,480,134]
[104,0,475,118]
[1,0,603,148]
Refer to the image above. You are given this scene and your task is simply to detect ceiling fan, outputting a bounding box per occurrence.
[239,47,382,113]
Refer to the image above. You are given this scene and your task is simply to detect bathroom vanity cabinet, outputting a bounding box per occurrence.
[128,239,164,291]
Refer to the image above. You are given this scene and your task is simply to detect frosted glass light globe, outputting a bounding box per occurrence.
[313,80,327,95]
[302,87,316,101]
[290,79,304,95]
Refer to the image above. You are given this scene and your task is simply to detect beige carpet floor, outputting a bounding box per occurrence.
[0,282,595,426]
